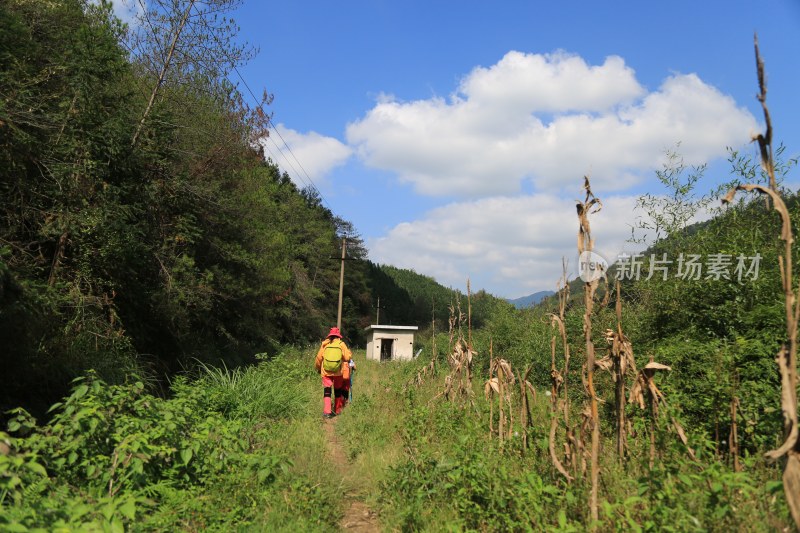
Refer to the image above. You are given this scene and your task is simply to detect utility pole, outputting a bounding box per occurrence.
[373,297,387,325]
[337,238,346,330]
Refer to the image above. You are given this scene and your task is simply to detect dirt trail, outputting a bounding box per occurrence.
[323,417,380,532]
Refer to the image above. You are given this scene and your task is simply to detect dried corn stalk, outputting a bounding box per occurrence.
[447,302,457,356]
[599,280,639,461]
[629,360,696,467]
[549,360,573,480]
[518,365,535,453]
[577,176,603,522]
[435,297,477,407]
[548,259,580,479]
[572,177,605,518]
[432,298,438,368]
[447,338,476,402]
[720,37,800,527]
[485,356,515,446]
[556,259,572,426]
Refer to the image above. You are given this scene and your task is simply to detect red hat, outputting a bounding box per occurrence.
[328,327,342,338]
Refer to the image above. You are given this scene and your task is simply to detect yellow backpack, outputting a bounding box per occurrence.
[322,339,344,373]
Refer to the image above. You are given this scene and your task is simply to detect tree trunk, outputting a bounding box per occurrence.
[48,230,69,286]
[131,0,196,147]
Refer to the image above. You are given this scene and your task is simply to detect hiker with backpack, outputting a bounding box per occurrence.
[314,327,355,419]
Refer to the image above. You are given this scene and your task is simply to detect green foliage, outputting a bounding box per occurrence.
[195,349,314,420]
[0,352,336,531]
[377,360,791,531]
[370,264,511,333]
[632,145,713,245]
[0,0,384,415]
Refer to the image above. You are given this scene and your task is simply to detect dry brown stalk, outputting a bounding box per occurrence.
[435,295,477,407]
[485,356,515,446]
[489,339,494,437]
[576,176,602,523]
[578,406,591,475]
[434,289,480,414]
[549,311,572,481]
[720,37,800,527]
[518,369,528,449]
[450,338,476,400]
[558,259,572,427]
[549,357,573,481]
[548,259,578,477]
[629,360,697,467]
[467,278,472,355]
[596,280,639,462]
[518,365,535,453]
[448,303,456,356]
[432,298,437,369]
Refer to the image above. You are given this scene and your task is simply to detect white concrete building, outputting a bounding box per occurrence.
[365,325,418,362]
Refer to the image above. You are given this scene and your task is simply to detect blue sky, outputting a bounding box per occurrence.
[115,0,800,298]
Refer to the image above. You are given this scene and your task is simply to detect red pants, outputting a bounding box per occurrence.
[322,375,348,415]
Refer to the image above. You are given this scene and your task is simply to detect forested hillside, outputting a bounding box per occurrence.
[0,1,413,417]
[367,263,510,329]
[0,0,511,421]
[0,0,336,414]
[2,1,800,531]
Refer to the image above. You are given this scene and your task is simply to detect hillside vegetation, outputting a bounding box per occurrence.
[2,1,799,531]
[0,0,508,419]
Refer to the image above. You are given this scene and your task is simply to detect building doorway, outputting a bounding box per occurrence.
[380,338,394,361]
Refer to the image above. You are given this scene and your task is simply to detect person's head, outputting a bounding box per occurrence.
[327,327,342,339]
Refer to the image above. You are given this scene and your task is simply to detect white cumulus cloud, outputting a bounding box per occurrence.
[368,193,645,298]
[460,50,645,113]
[346,51,758,197]
[261,125,353,188]
[103,0,145,26]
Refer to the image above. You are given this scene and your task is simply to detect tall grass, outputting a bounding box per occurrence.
[195,350,313,420]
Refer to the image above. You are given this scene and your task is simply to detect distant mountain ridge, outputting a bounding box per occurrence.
[507,290,556,309]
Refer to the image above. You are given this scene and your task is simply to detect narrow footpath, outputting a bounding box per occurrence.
[323,417,380,532]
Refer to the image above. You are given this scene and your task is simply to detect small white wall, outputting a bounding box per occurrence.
[365,327,417,362]
[392,331,415,361]
[366,336,376,361]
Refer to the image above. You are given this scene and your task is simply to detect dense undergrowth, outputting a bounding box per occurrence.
[2,345,796,531]
[378,357,791,531]
[0,347,342,531]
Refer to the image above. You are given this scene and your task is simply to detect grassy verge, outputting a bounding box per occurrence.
[372,354,793,532]
[0,347,341,531]
[3,348,792,531]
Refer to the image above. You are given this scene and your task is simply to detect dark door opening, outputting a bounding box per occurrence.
[380,339,394,361]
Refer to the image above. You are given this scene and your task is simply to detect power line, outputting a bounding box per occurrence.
[186,3,334,211]
[129,1,335,212]
[231,63,333,210]
[261,133,311,190]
